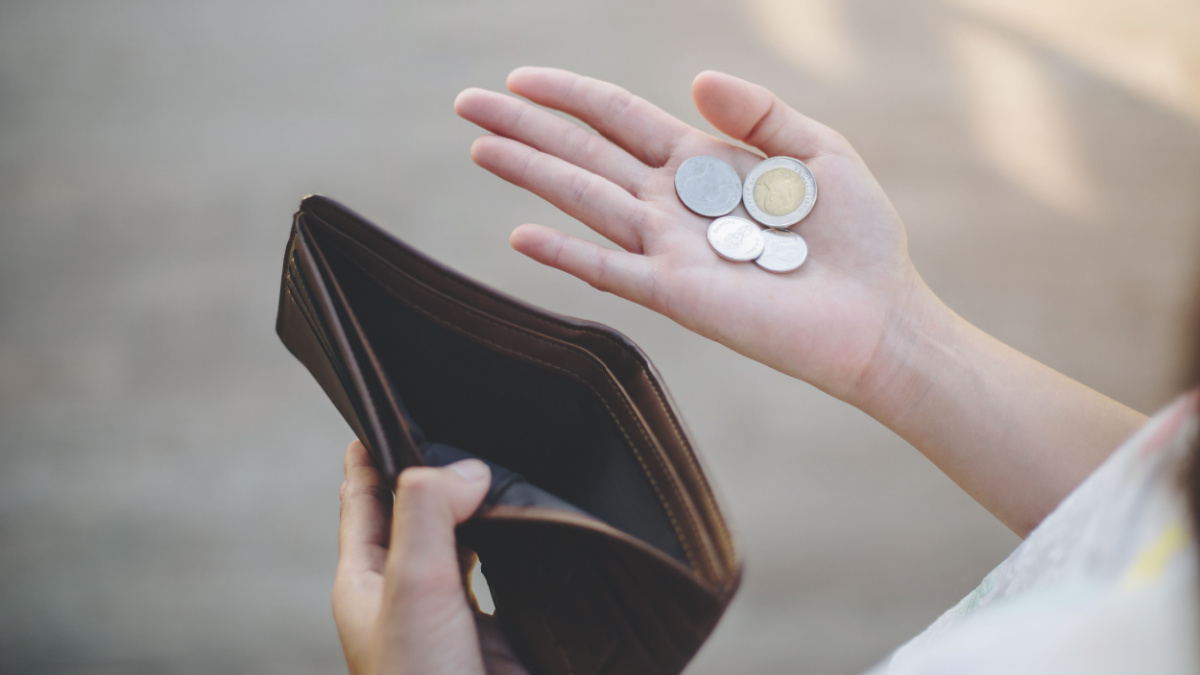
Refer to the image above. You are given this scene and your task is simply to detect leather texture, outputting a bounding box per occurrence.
[276,195,741,675]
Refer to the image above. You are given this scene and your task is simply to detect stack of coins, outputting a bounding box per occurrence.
[675,155,816,273]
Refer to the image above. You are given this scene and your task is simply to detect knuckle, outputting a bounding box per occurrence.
[607,87,635,120]
[347,482,393,504]
[389,560,461,598]
[344,465,386,493]
[589,253,614,293]
[396,466,440,495]
[576,131,601,164]
[343,470,392,504]
[743,96,778,146]
[510,103,531,130]
[567,171,593,209]
[516,147,537,182]
[625,206,650,249]
[827,129,851,151]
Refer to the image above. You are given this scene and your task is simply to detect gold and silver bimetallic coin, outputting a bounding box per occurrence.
[742,157,817,228]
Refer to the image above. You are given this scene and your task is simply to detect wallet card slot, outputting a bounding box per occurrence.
[285,266,355,404]
[287,225,420,477]
[280,279,373,448]
[279,245,382,456]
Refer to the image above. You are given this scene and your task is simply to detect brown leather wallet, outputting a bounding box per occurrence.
[275,195,741,675]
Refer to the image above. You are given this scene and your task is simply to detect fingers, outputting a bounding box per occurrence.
[691,70,846,160]
[384,460,491,597]
[507,66,694,168]
[338,441,393,577]
[455,87,650,195]
[470,134,652,253]
[359,461,490,675]
[510,224,657,307]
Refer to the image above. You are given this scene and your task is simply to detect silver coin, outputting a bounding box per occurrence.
[707,216,765,262]
[742,156,818,228]
[754,228,808,273]
[675,156,743,217]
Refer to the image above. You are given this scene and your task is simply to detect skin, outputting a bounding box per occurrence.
[333,441,528,675]
[331,67,1149,672]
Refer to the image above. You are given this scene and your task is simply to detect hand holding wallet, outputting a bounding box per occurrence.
[276,195,741,675]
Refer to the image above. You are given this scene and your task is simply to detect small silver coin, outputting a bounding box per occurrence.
[754,228,808,273]
[675,156,743,217]
[707,216,765,262]
[742,156,818,228]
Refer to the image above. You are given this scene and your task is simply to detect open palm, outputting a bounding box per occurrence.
[455,68,923,402]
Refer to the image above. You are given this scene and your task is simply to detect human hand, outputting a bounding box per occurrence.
[455,68,1149,535]
[332,441,529,675]
[455,68,944,409]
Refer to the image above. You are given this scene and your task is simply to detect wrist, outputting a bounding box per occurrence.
[844,271,965,429]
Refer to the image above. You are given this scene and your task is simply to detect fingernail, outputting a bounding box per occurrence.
[449,459,489,483]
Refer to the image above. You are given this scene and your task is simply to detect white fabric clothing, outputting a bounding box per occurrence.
[867,392,1200,674]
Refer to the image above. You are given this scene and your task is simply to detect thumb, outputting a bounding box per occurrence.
[384,460,491,593]
[691,70,845,161]
[373,461,492,674]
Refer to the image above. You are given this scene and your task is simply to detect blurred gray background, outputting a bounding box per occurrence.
[2,0,1199,673]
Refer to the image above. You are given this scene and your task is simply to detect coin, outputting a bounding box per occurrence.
[754,168,806,216]
[707,216,765,262]
[675,156,743,217]
[742,157,817,228]
[754,228,808,273]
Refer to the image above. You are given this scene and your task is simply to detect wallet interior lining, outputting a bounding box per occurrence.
[313,233,690,566]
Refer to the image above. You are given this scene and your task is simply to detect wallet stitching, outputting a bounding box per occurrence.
[323,243,703,572]
[313,221,733,569]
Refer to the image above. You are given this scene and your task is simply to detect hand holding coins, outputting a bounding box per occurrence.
[676,155,816,273]
[459,67,918,405]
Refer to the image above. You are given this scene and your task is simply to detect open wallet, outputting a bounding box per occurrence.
[275,195,742,675]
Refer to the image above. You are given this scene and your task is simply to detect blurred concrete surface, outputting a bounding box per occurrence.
[1,0,1198,673]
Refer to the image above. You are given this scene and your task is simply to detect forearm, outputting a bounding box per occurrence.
[851,277,1147,536]
[455,68,1147,536]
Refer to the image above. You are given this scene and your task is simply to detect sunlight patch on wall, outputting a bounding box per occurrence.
[943,0,1200,126]
[747,0,861,85]
[948,19,1099,218]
